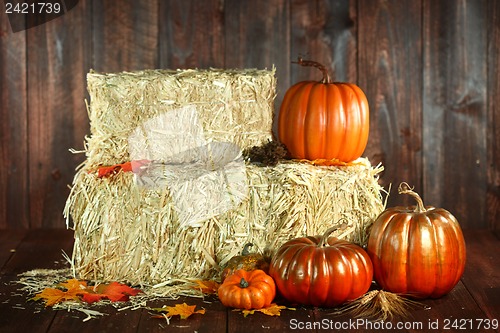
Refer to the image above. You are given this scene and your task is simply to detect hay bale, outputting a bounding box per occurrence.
[64,158,384,287]
[85,68,276,167]
[64,67,385,294]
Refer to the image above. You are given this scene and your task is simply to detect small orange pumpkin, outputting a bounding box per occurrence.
[278,57,369,162]
[217,269,276,310]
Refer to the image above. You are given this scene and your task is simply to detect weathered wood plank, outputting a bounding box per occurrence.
[26,1,91,228]
[48,306,142,333]
[92,0,159,72]
[0,229,74,275]
[461,230,500,320]
[358,0,423,207]
[159,0,225,69]
[0,230,27,270]
[407,281,492,333]
[487,0,500,230]
[290,0,356,84]
[0,229,74,333]
[227,302,315,333]
[137,296,227,333]
[0,11,29,229]
[422,0,488,228]
[224,0,289,133]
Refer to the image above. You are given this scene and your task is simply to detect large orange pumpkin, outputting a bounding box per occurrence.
[278,58,369,162]
[367,183,466,298]
[269,227,373,307]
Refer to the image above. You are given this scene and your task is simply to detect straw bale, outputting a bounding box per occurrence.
[85,68,276,167]
[64,158,385,288]
[64,67,385,295]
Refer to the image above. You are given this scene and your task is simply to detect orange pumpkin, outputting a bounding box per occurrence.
[217,269,276,310]
[269,226,373,307]
[367,183,466,298]
[278,57,369,162]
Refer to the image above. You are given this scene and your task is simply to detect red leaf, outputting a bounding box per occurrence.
[82,282,141,304]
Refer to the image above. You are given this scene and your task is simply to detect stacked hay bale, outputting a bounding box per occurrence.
[64,68,385,290]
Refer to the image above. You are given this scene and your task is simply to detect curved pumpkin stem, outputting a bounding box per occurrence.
[319,220,348,247]
[241,243,254,256]
[398,182,426,213]
[292,57,332,84]
[239,278,249,288]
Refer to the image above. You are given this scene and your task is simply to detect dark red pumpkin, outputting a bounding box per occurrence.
[367,183,466,298]
[278,57,369,162]
[269,227,373,307]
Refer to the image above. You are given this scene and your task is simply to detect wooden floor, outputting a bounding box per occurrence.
[0,229,498,333]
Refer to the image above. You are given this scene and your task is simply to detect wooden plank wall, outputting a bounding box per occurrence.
[0,0,498,229]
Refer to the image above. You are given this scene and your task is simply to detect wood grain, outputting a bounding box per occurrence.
[137,296,227,333]
[461,230,500,320]
[358,0,423,208]
[0,11,28,229]
[423,0,488,228]
[290,0,357,84]
[92,0,159,72]
[487,0,500,230]
[26,1,91,228]
[159,0,225,69]
[225,0,290,134]
[0,229,73,333]
[0,229,27,269]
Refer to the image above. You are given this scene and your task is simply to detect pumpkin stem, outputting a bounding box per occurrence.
[319,221,348,247]
[292,57,332,84]
[239,278,249,288]
[398,182,426,213]
[241,243,254,256]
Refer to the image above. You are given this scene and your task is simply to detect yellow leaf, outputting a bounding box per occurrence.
[152,303,206,320]
[58,279,88,291]
[236,303,295,317]
[33,279,90,307]
[191,279,220,294]
[240,309,255,317]
[33,288,81,307]
[259,304,289,316]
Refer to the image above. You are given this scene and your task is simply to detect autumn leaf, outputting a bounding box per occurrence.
[82,282,141,304]
[236,303,295,317]
[58,279,88,291]
[191,279,220,294]
[151,303,206,320]
[33,279,89,307]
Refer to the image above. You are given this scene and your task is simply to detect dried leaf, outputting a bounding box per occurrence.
[236,303,295,317]
[33,279,89,307]
[58,278,88,291]
[191,279,220,294]
[82,282,141,304]
[151,303,206,319]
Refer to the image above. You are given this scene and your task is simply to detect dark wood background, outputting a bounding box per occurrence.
[1,0,498,230]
